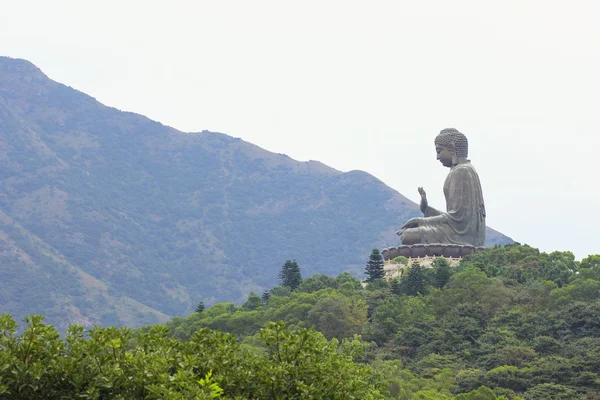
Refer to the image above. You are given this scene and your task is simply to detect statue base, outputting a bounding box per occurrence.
[382,255,461,280]
[382,244,485,261]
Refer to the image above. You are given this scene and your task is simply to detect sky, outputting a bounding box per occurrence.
[1,0,599,259]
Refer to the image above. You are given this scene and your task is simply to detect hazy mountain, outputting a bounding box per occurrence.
[0,57,512,329]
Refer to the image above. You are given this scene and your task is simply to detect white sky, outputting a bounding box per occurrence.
[2,0,599,259]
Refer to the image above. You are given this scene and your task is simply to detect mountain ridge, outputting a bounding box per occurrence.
[0,56,512,329]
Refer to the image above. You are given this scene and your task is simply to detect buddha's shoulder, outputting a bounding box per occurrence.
[453,162,473,169]
[452,162,479,175]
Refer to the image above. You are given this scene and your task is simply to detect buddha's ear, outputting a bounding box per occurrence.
[449,143,459,165]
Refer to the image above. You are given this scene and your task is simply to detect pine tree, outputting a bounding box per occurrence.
[261,290,271,305]
[195,300,205,313]
[405,262,425,296]
[279,260,302,290]
[365,248,385,282]
[433,257,451,288]
[390,278,402,295]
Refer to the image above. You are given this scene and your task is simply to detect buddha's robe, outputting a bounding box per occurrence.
[415,161,486,246]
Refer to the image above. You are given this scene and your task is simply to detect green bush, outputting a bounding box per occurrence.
[0,314,383,399]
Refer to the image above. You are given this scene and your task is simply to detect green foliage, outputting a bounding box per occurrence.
[580,254,600,270]
[456,369,486,393]
[269,285,291,297]
[297,273,336,293]
[242,292,262,311]
[548,278,600,309]
[261,290,271,305]
[390,278,402,295]
[391,256,409,265]
[433,257,452,288]
[195,300,206,313]
[485,365,526,391]
[169,284,368,342]
[366,248,385,282]
[0,314,383,399]
[279,259,302,291]
[523,383,579,400]
[0,313,225,399]
[306,293,368,339]
[339,244,600,398]
[531,335,560,354]
[256,322,383,399]
[454,386,497,399]
[404,262,426,296]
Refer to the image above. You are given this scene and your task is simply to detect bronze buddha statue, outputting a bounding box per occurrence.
[397,128,486,247]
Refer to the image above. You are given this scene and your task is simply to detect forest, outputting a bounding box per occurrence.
[1,243,600,399]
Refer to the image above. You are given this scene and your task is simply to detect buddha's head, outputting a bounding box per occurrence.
[434,128,468,167]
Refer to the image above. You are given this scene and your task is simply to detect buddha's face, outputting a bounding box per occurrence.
[436,145,454,167]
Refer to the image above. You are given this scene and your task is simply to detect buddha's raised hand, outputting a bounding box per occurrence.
[418,187,428,214]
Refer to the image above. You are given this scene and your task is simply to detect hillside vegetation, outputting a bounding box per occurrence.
[0,56,511,329]
[165,244,600,399]
[2,244,600,399]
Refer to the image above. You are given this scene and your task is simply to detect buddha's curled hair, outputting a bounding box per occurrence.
[435,128,468,158]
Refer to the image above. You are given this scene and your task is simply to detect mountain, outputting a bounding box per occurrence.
[0,57,512,329]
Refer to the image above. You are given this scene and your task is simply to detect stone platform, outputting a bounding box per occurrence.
[383,256,461,280]
[382,244,485,261]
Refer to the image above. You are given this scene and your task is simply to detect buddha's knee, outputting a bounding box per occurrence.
[401,228,421,245]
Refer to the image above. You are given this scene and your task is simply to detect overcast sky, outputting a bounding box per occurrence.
[2,0,599,259]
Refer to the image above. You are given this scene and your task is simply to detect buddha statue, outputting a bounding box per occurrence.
[397,128,486,246]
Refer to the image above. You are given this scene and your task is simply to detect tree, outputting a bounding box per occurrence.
[538,251,576,287]
[433,257,452,288]
[391,278,402,295]
[524,383,578,400]
[256,322,383,398]
[195,301,205,313]
[485,365,526,392]
[279,260,302,290]
[405,262,426,296]
[298,274,336,293]
[580,254,600,270]
[548,278,600,309]
[365,248,385,282]
[261,290,271,305]
[307,295,368,340]
[391,256,409,265]
[454,386,498,400]
[242,292,262,311]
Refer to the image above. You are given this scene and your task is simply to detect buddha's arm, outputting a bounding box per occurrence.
[422,213,447,225]
[423,206,443,217]
[419,187,442,217]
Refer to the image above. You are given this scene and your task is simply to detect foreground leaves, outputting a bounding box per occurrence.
[0,315,382,399]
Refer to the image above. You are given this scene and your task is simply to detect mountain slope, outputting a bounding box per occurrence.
[0,57,512,328]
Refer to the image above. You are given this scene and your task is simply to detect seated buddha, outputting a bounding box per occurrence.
[397,128,486,247]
